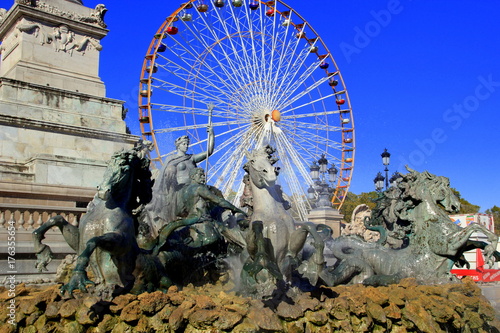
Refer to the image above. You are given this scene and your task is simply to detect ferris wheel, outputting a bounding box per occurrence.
[138,0,355,221]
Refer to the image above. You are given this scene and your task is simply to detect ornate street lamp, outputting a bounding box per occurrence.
[309,155,337,208]
[389,171,403,187]
[374,172,385,192]
[374,148,399,192]
[381,148,390,189]
[309,161,320,182]
[328,165,338,183]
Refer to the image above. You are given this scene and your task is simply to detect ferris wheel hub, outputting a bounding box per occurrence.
[271,110,281,122]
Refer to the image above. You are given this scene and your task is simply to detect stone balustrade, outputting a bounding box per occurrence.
[0,203,86,231]
[0,203,87,283]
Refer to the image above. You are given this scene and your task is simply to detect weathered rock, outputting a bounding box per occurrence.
[402,302,442,332]
[97,314,120,333]
[224,303,250,317]
[284,320,306,333]
[330,296,350,320]
[192,294,217,310]
[137,290,170,314]
[365,286,390,305]
[64,321,84,333]
[384,302,402,320]
[232,319,260,333]
[214,310,243,330]
[109,294,137,313]
[463,309,484,330]
[420,295,455,323]
[24,310,43,326]
[75,304,97,325]
[248,307,283,331]
[1,279,499,332]
[169,303,190,331]
[276,302,304,321]
[153,303,173,322]
[119,300,142,322]
[59,298,80,318]
[297,297,321,312]
[366,300,386,323]
[347,294,367,316]
[18,296,38,315]
[350,314,373,332]
[136,316,152,332]
[388,287,406,306]
[111,321,133,333]
[188,309,219,329]
[305,309,328,326]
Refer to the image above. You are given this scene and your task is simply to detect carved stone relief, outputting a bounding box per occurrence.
[15,1,107,28]
[0,8,7,24]
[16,18,102,55]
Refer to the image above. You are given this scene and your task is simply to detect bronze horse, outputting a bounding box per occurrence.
[325,167,499,286]
[33,146,158,296]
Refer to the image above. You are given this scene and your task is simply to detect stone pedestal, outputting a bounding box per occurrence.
[307,207,344,238]
[0,1,108,96]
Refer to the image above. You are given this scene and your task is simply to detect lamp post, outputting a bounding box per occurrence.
[374,172,385,192]
[308,154,338,208]
[374,149,402,192]
[381,148,390,189]
[389,171,403,187]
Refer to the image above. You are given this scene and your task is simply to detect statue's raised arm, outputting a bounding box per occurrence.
[192,103,215,164]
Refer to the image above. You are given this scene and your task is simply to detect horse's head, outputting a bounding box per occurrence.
[404,167,460,214]
[97,150,153,209]
[430,175,460,213]
[244,146,280,189]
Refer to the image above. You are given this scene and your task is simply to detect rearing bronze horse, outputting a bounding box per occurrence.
[33,146,154,297]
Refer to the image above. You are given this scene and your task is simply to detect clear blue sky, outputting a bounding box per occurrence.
[83,0,499,212]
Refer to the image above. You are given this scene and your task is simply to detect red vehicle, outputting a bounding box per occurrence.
[450,214,500,282]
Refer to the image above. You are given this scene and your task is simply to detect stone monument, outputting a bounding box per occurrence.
[0,0,137,282]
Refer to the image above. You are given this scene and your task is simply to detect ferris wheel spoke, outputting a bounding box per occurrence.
[174,18,247,93]
[154,118,250,135]
[211,129,251,159]
[154,52,236,97]
[211,133,255,191]
[211,5,258,87]
[275,131,323,179]
[273,58,326,110]
[268,12,294,99]
[281,109,350,119]
[150,77,230,106]
[280,120,342,132]
[257,5,279,108]
[279,123,344,153]
[242,4,267,90]
[269,20,312,106]
[151,104,244,120]
[275,65,331,110]
[158,34,237,95]
[152,64,234,105]
[190,124,249,156]
[274,134,313,219]
[280,92,339,116]
[192,34,250,92]
[211,5,260,90]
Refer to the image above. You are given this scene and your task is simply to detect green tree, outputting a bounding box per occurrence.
[451,188,480,214]
[485,205,500,236]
